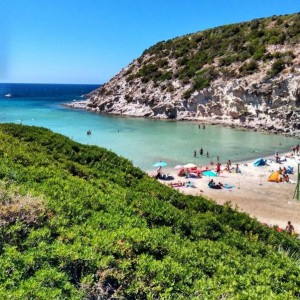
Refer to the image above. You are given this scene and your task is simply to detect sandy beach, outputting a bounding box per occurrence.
[150,152,300,233]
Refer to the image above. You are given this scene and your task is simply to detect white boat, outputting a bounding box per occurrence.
[5,93,12,98]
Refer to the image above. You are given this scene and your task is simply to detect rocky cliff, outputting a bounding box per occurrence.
[71,13,300,137]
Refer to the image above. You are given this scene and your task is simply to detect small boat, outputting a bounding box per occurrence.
[5,93,12,98]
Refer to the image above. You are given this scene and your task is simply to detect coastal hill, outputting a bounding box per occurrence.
[1,124,300,298]
[77,13,300,137]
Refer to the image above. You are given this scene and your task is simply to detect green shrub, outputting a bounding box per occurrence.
[137,13,300,87]
[268,59,285,77]
[183,89,193,99]
[253,45,266,60]
[239,60,259,75]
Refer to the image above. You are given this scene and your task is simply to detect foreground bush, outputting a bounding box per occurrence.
[0,124,299,299]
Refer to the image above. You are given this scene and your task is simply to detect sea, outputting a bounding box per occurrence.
[0,83,299,171]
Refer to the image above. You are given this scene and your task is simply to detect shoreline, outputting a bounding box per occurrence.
[64,99,300,139]
[148,151,300,233]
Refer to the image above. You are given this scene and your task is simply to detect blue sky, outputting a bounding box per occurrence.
[1,0,299,84]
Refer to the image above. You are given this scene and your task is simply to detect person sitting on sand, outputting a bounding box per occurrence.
[208,179,223,189]
[155,166,162,179]
[208,179,215,187]
[275,149,280,163]
[282,169,289,182]
[283,174,289,182]
[185,169,190,178]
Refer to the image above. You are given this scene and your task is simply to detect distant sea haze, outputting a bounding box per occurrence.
[0,83,298,170]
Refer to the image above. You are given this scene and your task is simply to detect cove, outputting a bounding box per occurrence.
[1,83,298,171]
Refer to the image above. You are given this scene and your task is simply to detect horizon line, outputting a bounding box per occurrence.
[0,82,102,85]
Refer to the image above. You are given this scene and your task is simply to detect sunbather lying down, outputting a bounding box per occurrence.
[168,181,185,187]
[168,180,196,188]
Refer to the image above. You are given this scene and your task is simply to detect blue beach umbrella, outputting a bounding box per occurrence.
[153,161,167,167]
[202,170,217,177]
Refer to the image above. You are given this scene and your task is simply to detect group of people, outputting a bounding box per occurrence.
[194,147,209,158]
[86,130,92,135]
[278,167,290,182]
[216,160,241,174]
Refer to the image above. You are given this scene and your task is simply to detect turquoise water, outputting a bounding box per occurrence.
[1,83,299,170]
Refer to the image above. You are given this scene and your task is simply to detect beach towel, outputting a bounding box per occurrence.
[186,181,195,188]
[202,170,217,177]
[224,184,235,189]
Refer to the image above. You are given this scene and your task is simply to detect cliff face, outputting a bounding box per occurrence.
[75,13,300,137]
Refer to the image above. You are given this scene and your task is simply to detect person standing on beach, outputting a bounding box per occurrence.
[225,162,231,173]
[200,147,203,155]
[216,162,221,174]
[285,221,295,235]
[227,160,231,168]
[206,151,209,158]
[156,166,162,179]
[194,150,197,157]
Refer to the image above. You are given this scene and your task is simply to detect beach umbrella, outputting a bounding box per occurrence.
[153,161,167,167]
[202,170,217,177]
[174,165,184,169]
[184,163,197,168]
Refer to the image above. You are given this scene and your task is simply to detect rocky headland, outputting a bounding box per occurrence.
[69,14,300,137]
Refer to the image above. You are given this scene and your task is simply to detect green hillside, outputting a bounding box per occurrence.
[0,124,300,299]
[124,13,300,97]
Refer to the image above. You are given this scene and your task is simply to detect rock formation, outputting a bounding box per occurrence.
[69,14,300,137]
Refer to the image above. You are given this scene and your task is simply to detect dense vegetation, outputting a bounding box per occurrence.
[0,124,300,299]
[125,13,300,97]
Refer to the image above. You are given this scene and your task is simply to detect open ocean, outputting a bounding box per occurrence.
[0,83,299,170]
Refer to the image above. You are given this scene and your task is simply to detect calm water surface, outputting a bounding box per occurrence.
[0,83,298,170]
